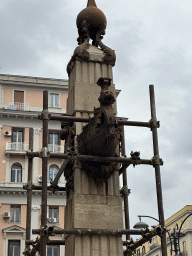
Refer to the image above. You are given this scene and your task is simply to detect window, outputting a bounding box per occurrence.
[180,220,184,230]
[11,163,22,182]
[12,127,24,150]
[49,131,60,152]
[137,249,140,256]
[14,90,24,110]
[49,165,59,181]
[175,223,179,230]
[10,206,21,223]
[49,206,59,222]
[50,93,59,108]
[142,246,145,255]
[47,245,59,256]
[153,236,157,245]
[14,90,24,103]
[8,240,20,256]
[183,241,186,252]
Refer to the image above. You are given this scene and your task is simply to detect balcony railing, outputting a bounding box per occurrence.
[150,243,158,250]
[9,102,29,111]
[48,144,64,153]
[6,142,29,151]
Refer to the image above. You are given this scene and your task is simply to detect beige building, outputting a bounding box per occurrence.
[136,205,192,256]
[0,74,68,256]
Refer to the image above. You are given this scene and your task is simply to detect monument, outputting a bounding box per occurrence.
[25,1,167,255]
[61,0,124,254]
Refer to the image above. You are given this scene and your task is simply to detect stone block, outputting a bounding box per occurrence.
[73,194,123,229]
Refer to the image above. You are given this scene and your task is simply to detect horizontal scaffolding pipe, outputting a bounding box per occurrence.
[124,225,165,254]
[32,228,144,236]
[26,240,65,246]
[33,185,66,191]
[49,115,151,128]
[27,152,159,165]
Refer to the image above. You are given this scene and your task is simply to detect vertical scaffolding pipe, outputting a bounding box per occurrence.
[26,128,33,250]
[149,84,167,256]
[41,90,49,255]
[121,127,130,240]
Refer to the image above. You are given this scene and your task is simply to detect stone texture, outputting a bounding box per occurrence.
[65,44,123,255]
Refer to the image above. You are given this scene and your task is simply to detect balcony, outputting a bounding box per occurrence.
[9,102,29,111]
[6,142,29,154]
[150,243,158,250]
[48,144,64,153]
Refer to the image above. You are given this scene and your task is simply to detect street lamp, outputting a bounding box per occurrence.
[167,228,185,256]
[133,215,188,256]
[133,215,159,229]
[177,213,192,254]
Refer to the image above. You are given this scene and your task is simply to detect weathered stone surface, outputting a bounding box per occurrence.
[73,194,123,229]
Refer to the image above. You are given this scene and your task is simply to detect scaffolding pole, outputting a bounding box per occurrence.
[40,90,49,255]
[149,84,167,256]
[23,86,167,256]
[25,128,33,252]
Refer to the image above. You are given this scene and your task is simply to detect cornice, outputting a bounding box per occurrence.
[0,74,68,90]
[0,109,64,120]
[0,187,66,197]
[166,210,192,227]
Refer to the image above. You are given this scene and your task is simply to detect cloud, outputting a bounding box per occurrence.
[1,0,192,227]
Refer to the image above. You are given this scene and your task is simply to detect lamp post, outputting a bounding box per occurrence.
[133,215,188,256]
[177,213,192,254]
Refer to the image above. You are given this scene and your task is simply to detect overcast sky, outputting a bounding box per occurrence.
[1,0,192,230]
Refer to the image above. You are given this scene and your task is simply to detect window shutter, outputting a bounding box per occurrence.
[14,91,24,103]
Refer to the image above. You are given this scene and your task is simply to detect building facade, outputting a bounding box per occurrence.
[136,205,192,256]
[0,74,68,256]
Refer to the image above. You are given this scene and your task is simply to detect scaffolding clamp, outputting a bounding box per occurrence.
[151,155,163,167]
[23,181,34,191]
[40,147,50,158]
[120,186,131,196]
[38,109,50,120]
[130,151,140,167]
[40,225,55,237]
[149,118,160,131]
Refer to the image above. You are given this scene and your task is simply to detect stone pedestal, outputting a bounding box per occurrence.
[65,45,123,256]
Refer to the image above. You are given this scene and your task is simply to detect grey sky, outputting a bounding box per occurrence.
[1,0,192,230]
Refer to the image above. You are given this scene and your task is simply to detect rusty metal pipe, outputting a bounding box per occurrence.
[124,225,165,254]
[120,126,130,241]
[51,159,71,187]
[26,151,157,165]
[41,90,49,255]
[26,240,65,246]
[33,228,144,235]
[149,85,167,256]
[50,114,151,127]
[32,185,66,191]
[25,128,33,250]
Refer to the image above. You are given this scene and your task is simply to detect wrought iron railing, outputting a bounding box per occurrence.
[48,144,64,153]
[9,102,29,111]
[6,142,29,151]
[150,243,158,250]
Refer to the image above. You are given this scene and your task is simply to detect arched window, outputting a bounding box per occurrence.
[183,241,186,252]
[142,246,145,255]
[175,223,179,230]
[49,165,59,181]
[11,163,22,182]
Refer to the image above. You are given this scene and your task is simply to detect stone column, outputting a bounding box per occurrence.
[64,45,123,256]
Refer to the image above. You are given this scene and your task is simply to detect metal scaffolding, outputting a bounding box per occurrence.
[23,86,167,256]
